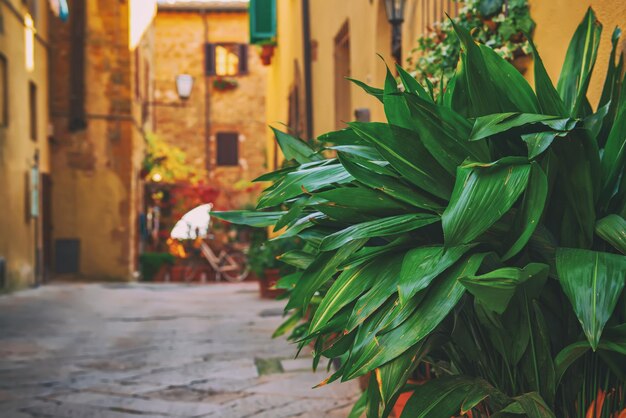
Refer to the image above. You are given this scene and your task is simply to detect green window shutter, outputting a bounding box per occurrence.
[249,0,276,44]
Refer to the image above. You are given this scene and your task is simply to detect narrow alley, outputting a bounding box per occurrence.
[0,283,360,417]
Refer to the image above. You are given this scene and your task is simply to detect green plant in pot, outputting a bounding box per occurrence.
[214,8,626,417]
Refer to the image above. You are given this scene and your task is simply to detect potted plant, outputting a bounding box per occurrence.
[212,77,239,92]
[257,39,277,66]
[409,0,535,93]
[215,8,626,417]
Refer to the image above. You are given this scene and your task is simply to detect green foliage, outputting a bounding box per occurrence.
[409,0,534,95]
[213,8,626,417]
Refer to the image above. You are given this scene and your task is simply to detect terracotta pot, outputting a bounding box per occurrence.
[259,268,284,299]
[260,44,275,66]
[512,54,532,75]
[392,390,413,418]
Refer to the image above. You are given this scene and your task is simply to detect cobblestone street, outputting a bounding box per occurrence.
[0,283,360,417]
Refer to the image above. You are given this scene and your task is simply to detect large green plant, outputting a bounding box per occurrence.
[215,8,626,417]
[409,0,534,94]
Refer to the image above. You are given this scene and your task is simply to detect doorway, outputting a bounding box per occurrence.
[334,21,351,130]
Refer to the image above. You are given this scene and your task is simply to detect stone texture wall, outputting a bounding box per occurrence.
[0,0,50,289]
[49,0,154,280]
[153,9,267,210]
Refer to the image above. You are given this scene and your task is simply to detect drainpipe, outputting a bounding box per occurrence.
[203,9,212,174]
[302,0,313,141]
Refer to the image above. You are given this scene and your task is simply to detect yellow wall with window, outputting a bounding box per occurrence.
[266,0,626,170]
[0,0,50,290]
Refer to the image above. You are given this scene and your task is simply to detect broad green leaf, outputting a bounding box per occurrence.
[348,77,384,103]
[502,163,548,260]
[320,214,439,252]
[469,113,571,142]
[554,341,590,385]
[460,264,549,314]
[557,7,602,116]
[326,145,383,160]
[442,161,531,246]
[345,253,487,379]
[501,393,556,418]
[398,245,472,304]
[552,132,597,248]
[286,239,366,311]
[339,238,411,270]
[211,210,286,227]
[271,127,322,164]
[599,81,626,205]
[338,152,443,211]
[395,64,431,101]
[527,36,568,116]
[318,128,365,145]
[345,254,404,332]
[595,214,626,254]
[451,20,539,116]
[375,343,425,411]
[399,376,505,418]
[522,132,558,159]
[597,27,623,146]
[257,163,353,209]
[520,301,556,406]
[349,122,453,199]
[403,94,490,175]
[308,258,385,335]
[277,250,314,270]
[315,186,411,215]
[556,248,626,349]
[272,311,302,338]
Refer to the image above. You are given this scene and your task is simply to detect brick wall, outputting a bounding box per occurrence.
[49,0,153,280]
[153,9,267,211]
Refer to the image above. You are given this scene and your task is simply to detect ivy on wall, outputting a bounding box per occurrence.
[408,0,534,93]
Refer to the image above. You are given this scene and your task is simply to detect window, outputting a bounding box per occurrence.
[29,81,36,141]
[205,44,248,76]
[216,132,239,166]
[249,0,276,44]
[0,54,7,127]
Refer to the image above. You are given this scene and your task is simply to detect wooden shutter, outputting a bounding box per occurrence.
[249,0,276,44]
[238,44,249,75]
[205,43,216,76]
[216,132,239,166]
[29,82,37,141]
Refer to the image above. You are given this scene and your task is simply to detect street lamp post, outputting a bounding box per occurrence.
[384,0,407,65]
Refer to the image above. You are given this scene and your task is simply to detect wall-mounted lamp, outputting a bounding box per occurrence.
[149,74,195,108]
[384,0,407,65]
[175,74,194,101]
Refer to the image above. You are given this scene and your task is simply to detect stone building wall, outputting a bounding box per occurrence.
[153,8,267,211]
[0,0,51,289]
[49,0,155,281]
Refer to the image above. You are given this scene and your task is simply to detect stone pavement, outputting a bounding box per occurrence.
[0,283,361,417]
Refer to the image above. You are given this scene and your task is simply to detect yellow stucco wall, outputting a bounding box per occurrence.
[267,0,626,168]
[528,0,626,107]
[0,0,50,290]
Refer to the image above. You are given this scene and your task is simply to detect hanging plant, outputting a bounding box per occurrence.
[409,0,535,94]
[212,77,239,91]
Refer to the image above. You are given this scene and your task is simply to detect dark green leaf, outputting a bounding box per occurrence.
[211,210,286,227]
[556,248,626,349]
[443,161,531,246]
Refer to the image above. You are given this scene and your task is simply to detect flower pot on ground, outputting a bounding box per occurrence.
[215,8,626,417]
[139,252,175,282]
[259,268,283,299]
